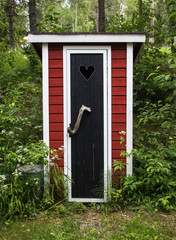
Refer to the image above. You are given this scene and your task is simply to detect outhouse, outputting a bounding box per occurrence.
[28,32,145,202]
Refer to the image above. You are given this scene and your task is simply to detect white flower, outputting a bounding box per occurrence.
[0,175,6,181]
[119,131,126,135]
[8,131,13,135]
[49,162,55,167]
[2,185,8,189]
[1,130,6,134]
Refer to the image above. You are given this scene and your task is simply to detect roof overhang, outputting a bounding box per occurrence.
[28,32,146,60]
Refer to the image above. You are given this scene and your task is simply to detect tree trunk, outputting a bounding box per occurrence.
[98,0,105,32]
[166,0,176,53]
[150,0,154,43]
[29,0,37,32]
[7,0,14,47]
[139,0,142,19]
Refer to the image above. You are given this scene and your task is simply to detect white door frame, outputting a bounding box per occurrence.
[63,46,111,202]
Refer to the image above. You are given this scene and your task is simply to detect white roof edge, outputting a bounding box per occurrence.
[28,33,146,43]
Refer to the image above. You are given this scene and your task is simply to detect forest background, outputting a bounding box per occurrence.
[0,0,176,221]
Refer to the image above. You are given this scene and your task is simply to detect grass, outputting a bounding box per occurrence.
[0,203,176,240]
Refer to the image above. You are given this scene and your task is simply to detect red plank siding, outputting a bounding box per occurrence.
[112,69,126,77]
[112,78,126,87]
[112,114,126,123]
[112,87,126,95]
[111,44,126,168]
[112,141,121,150]
[50,132,63,141]
[49,69,63,78]
[112,59,126,68]
[49,60,63,69]
[111,50,126,59]
[49,87,63,96]
[50,114,63,123]
[49,105,63,114]
[112,132,126,141]
[50,123,63,132]
[49,78,63,87]
[112,96,126,104]
[50,141,64,149]
[49,44,64,172]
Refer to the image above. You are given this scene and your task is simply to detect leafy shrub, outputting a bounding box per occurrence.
[111,50,176,211]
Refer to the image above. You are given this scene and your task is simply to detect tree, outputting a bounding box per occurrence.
[7,0,14,47]
[98,0,105,32]
[29,0,37,32]
[165,0,176,52]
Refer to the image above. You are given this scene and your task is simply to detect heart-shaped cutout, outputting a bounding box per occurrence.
[79,65,95,80]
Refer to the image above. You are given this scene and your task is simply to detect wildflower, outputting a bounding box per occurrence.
[119,131,126,135]
[1,130,6,134]
[0,175,6,181]
[8,131,13,135]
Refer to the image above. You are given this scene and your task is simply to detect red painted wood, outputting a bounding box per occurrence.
[50,132,63,140]
[49,69,63,78]
[49,105,63,114]
[112,141,122,150]
[49,78,63,87]
[50,140,64,149]
[112,105,126,113]
[49,87,63,96]
[112,123,126,131]
[111,50,126,59]
[50,123,63,131]
[50,114,63,123]
[112,87,126,95]
[49,60,63,69]
[112,132,126,141]
[112,114,126,123]
[112,78,126,87]
[49,50,63,60]
[112,96,126,104]
[48,46,64,173]
[112,150,125,159]
[112,69,126,77]
[111,45,127,173]
[50,96,63,105]
[112,59,126,68]
[55,159,64,167]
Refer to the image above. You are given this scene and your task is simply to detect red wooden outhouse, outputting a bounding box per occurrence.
[28,32,145,202]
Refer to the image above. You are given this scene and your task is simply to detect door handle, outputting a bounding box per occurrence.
[67,105,91,137]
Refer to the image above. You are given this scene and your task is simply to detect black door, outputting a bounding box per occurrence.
[70,54,104,199]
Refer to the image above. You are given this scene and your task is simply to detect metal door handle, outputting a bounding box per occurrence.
[67,105,91,137]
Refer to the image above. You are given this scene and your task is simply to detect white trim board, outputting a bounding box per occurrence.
[42,43,50,192]
[29,33,146,43]
[126,43,133,176]
[63,46,111,202]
